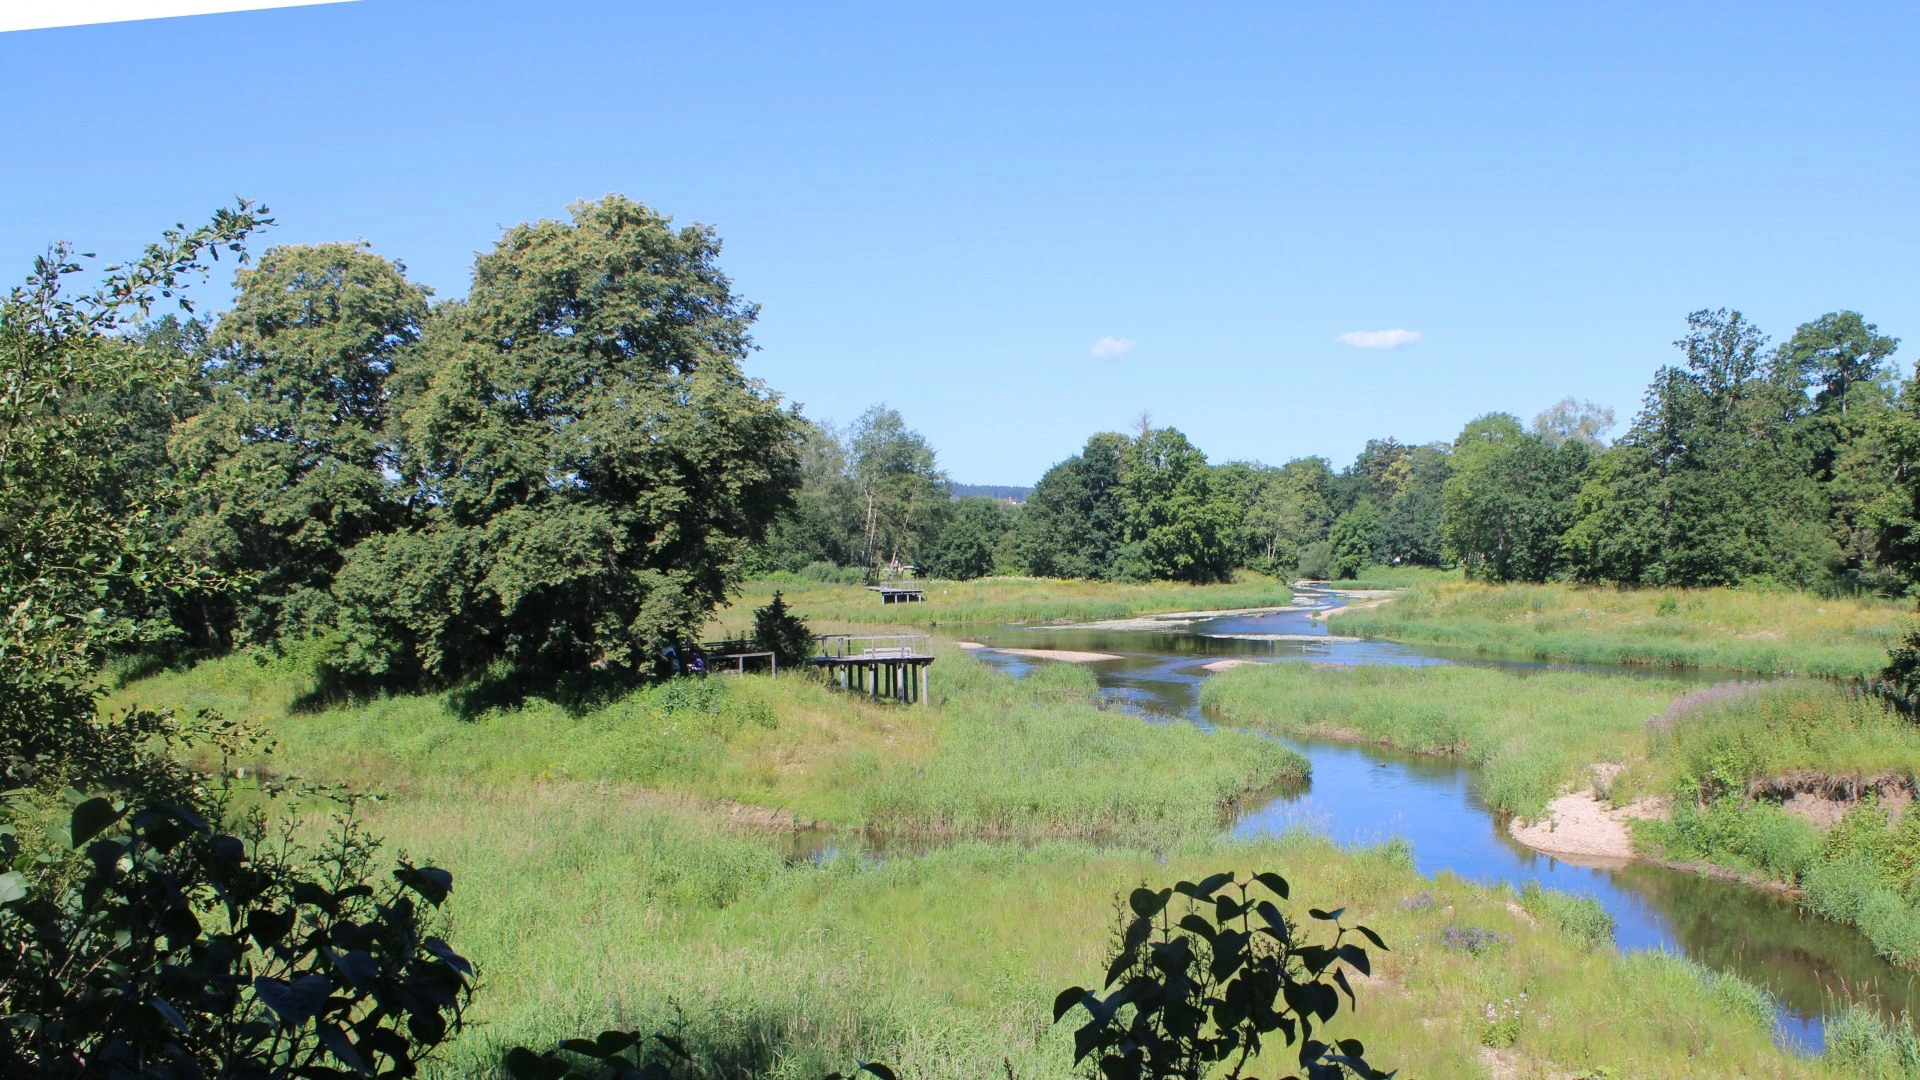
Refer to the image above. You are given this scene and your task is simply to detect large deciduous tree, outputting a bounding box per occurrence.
[1117,426,1239,584]
[925,497,1016,580]
[331,196,799,681]
[846,405,949,572]
[1441,413,1589,582]
[1560,310,1831,587]
[1016,432,1129,579]
[168,243,429,647]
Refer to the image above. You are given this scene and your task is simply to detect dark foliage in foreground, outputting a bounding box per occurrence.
[1052,871,1391,1080]
[0,796,470,1079]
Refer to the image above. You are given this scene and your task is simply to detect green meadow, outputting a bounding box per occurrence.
[714,573,1294,632]
[260,792,1824,1079]
[121,645,1299,844]
[1331,579,1909,676]
[106,581,1918,1076]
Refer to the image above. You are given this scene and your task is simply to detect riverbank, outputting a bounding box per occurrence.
[1200,662,1692,820]
[119,637,1914,1074]
[1328,579,1908,676]
[1203,660,1920,981]
[1628,680,1920,972]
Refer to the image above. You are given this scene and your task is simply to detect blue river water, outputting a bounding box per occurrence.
[959,587,1920,1051]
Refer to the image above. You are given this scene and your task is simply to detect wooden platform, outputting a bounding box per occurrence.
[865,581,925,604]
[811,634,934,705]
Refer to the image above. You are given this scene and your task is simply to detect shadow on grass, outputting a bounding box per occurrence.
[288,660,658,720]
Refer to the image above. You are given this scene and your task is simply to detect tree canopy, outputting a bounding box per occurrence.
[331,196,799,681]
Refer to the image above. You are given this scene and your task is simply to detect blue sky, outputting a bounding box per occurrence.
[5,2,1916,484]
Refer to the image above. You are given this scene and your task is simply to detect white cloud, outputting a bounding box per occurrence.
[1336,328,1423,350]
[1089,335,1137,361]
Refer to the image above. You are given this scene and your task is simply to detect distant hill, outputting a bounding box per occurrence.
[951,483,1032,504]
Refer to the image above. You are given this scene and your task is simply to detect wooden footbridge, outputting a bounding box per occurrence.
[811,633,934,705]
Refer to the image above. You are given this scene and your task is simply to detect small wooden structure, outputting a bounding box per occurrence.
[811,634,934,705]
[699,640,779,676]
[866,581,926,604]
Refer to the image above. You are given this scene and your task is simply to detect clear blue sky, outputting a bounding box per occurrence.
[5,2,1916,484]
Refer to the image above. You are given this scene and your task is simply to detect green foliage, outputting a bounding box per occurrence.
[1118,426,1241,584]
[847,405,950,571]
[0,796,471,1078]
[759,419,866,572]
[168,242,429,648]
[1220,457,1338,578]
[1648,798,1820,882]
[925,497,1015,580]
[1338,438,1452,569]
[1327,498,1384,580]
[1054,871,1391,1080]
[1559,309,1844,589]
[1440,413,1588,582]
[1517,883,1614,950]
[1017,432,1130,579]
[1826,1004,1920,1079]
[1293,541,1333,581]
[0,204,272,806]
[330,196,800,682]
[751,591,816,668]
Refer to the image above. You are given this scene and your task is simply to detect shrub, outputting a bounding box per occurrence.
[1519,883,1614,949]
[0,795,471,1078]
[1655,799,1819,882]
[752,591,817,669]
[1053,871,1392,1080]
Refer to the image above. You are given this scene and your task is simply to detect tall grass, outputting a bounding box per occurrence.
[1644,679,1920,796]
[1330,579,1909,676]
[118,645,1304,845]
[1827,1004,1920,1079]
[712,574,1294,632]
[305,789,1829,1079]
[1200,663,1689,819]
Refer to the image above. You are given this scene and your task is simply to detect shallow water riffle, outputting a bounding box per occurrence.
[958,591,1917,1050]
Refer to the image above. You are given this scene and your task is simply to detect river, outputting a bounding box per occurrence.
[961,586,1920,1051]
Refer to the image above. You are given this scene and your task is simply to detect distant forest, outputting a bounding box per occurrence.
[771,309,1918,595]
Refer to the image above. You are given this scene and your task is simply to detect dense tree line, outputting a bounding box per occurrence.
[782,306,1910,597]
